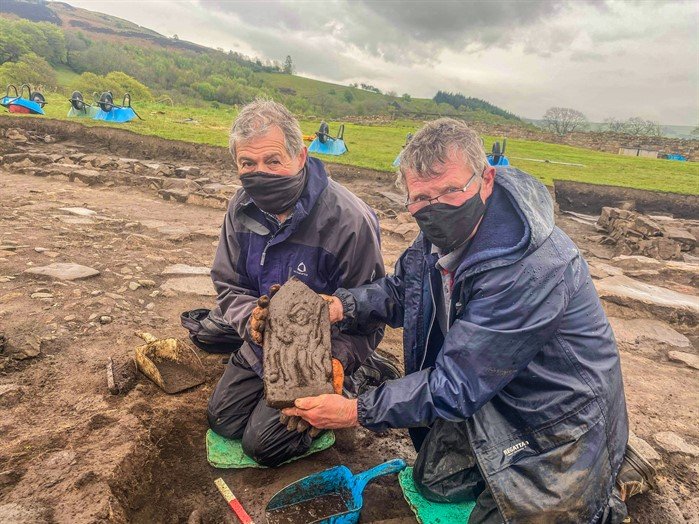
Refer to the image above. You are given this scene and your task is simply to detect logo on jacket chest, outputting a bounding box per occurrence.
[293,261,308,277]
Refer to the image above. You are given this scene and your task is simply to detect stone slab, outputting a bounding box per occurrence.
[160,276,216,296]
[609,317,691,359]
[59,207,97,217]
[595,275,699,326]
[24,263,100,281]
[654,432,699,457]
[668,351,699,370]
[162,264,210,276]
[263,278,333,408]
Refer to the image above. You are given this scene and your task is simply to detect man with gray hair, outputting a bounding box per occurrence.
[207,99,398,466]
[284,118,653,522]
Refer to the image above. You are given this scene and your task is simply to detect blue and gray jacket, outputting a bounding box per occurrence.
[211,157,385,376]
[338,167,629,522]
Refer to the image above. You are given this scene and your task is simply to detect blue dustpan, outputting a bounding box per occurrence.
[265,458,406,523]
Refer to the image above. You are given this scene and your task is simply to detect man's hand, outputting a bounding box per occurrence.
[319,294,344,324]
[282,394,359,430]
[248,284,280,345]
[280,358,345,434]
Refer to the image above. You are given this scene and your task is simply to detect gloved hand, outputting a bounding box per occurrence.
[247,284,280,345]
[319,294,344,324]
[280,357,344,436]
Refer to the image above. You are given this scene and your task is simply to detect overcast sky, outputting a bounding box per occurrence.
[63,0,698,126]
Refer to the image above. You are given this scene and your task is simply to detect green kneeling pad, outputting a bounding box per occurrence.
[206,429,335,469]
[399,467,476,523]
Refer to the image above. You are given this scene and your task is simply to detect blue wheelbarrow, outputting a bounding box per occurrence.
[265,458,407,523]
[308,121,348,156]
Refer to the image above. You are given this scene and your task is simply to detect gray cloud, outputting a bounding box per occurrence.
[62,0,699,125]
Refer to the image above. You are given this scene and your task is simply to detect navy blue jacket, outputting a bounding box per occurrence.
[338,167,628,522]
[211,157,385,376]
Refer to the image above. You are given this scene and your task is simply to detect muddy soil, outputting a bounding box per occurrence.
[1,120,697,523]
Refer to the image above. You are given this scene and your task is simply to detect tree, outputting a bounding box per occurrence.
[0,53,57,89]
[603,117,627,133]
[401,93,411,102]
[624,117,662,137]
[343,89,354,103]
[692,126,699,136]
[283,55,294,74]
[542,107,588,135]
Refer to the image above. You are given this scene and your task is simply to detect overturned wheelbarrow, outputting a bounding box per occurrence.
[134,331,205,394]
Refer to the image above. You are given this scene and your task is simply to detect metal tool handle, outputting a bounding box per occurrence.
[352,459,407,493]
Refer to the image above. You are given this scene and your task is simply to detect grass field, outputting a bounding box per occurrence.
[6,92,699,195]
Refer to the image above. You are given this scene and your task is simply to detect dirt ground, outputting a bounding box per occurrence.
[0,120,697,524]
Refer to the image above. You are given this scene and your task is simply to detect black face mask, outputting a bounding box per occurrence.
[413,191,486,252]
[240,168,307,214]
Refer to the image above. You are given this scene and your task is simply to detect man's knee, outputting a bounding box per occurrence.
[207,356,263,439]
[241,409,311,467]
[207,407,247,440]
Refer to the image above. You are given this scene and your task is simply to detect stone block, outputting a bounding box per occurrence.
[263,279,333,408]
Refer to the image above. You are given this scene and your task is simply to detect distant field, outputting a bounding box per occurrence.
[6,92,699,195]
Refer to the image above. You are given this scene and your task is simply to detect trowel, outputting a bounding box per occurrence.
[134,331,205,394]
[265,458,407,524]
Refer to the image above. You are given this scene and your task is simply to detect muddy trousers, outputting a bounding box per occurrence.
[207,350,312,467]
[410,426,501,524]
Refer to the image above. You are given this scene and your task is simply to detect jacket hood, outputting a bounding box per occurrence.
[451,166,555,281]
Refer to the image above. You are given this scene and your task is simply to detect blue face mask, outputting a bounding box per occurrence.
[240,167,307,214]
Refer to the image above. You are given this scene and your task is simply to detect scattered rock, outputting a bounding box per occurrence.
[99,315,113,325]
[0,384,24,407]
[667,351,699,370]
[30,292,53,299]
[59,207,97,217]
[588,262,624,280]
[609,317,691,359]
[162,178,201,192]
[160,276,216,296]
[665,227,697,251]
[0,469,21,487]
[162,264,210,276]
[128,281,141,291]
[654,432,699,457]
[175,166,201,178]
[597,207,695,261]
[7,335,42,360]
[69,168,105,186]
[25,262,100,281]
[6,129,28,142]
[595,275,699,326]
[158,188,191,203]
[628,432,662,466]
[138,279,156,288]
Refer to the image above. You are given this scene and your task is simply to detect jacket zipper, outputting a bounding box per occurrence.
[420,269,437,370]
[260,218,292,267]
[260,238,273,266]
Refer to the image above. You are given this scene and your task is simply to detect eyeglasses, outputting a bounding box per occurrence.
[405,172,481,213]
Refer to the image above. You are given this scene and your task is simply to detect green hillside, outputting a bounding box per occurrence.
[0,1,521,123]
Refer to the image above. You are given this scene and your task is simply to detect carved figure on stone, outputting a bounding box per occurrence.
[263,278,333,408]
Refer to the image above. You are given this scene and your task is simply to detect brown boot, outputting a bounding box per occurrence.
[616,443,657,501]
